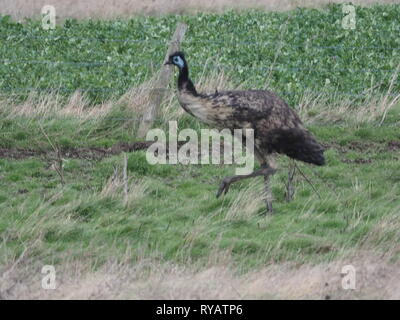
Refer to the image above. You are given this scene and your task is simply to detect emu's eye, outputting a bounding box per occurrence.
[173,57,179,63]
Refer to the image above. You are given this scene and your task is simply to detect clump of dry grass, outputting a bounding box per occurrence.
[0,75,166,127]
[117,75,162,115]
[297,66,400,125]
[101,164,148,208]
[225,179,265,220]
[196,67,239,93]
[0,90,114,121]
[297,89,400,125]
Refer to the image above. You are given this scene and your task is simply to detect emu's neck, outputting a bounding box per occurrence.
[178,65,198,96]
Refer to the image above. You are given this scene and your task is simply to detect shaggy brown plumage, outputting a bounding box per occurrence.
[166,51,325,213]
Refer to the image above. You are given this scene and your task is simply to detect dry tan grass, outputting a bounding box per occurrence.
[225,180,266,220]
[1,90,114,121]
[1,248,400,299]
[1,64,399,127]
[2,0,399,20]
[1,68,399,130]
[295,64,400,126]
[296,72,400,125]
[101,168,149,207]
[0,76,164,125]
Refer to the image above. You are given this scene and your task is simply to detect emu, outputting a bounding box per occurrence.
[165,51,325,213]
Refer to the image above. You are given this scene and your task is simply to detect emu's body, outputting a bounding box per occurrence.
[178,88,325,166]
[166,52,325,213]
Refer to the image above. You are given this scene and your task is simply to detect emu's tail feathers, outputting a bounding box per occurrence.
[268,128,325,166]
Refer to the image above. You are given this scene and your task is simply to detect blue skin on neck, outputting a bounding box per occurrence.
[173,56,185,69]
[174,56,197,95]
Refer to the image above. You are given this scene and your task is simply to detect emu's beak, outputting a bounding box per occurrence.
[164,61,172,66]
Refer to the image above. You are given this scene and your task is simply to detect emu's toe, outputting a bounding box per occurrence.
[216,178,231,198]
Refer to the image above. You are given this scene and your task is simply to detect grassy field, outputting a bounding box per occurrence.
[0,4,400,299]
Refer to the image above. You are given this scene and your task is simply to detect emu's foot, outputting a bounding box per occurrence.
[215,167,277,199]
[216,177,233,198]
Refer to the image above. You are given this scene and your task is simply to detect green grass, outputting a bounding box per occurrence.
[0,5,400,274]
[0,117,399,269]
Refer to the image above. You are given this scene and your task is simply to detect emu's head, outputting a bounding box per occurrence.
[165,51,186,69]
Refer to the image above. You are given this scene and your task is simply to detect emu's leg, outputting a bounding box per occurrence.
[264,173,274,214]
[285,160,296,202]
[216,165,276,201]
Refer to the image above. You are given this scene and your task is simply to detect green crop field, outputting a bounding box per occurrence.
[1,4,400,103]
[0,3,400,299]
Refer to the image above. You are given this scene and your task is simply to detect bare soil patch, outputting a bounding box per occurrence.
[388,140,400,151]
[1,140,399,161]
[324,140,400,154]
[0,141,154,161]
[342,158,373,164]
